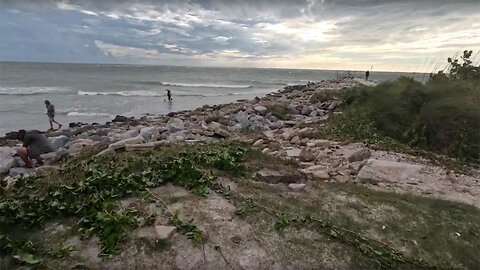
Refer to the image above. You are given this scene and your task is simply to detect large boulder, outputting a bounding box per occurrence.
[299,149,315,162]
[355,159,423,185]
[287,105,300,115]
[254,106,268,116]
[139,126,157,141]
[48,135,69,151]
[288,183,306,192]
[257,168,300,184]
[286,148,302,157]
[234,111,250,129]
[112,115,128,122]
[248,122,268,133]
[347,149,371,162]
[0,147,18,174]
[167,118,185,133]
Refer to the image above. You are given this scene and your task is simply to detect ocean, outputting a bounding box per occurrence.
[0,61,428,136]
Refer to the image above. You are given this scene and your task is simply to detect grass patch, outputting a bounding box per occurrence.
[233,178,480,269]
[266,103,291,120]
[0,142,247,265]
[321,76,480,164]
[309,89,339,103]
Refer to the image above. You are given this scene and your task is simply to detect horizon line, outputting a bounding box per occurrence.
[0,60,431,74]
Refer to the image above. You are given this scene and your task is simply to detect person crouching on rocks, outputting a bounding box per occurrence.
[44,100,62,131]
[15,130,54,168]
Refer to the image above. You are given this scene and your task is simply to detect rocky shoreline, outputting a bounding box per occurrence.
[1,78,479,208]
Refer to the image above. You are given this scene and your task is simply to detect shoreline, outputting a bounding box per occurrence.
[0,78,360,140]
[1,77,479,209]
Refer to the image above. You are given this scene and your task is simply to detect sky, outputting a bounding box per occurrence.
[0,0,479,72]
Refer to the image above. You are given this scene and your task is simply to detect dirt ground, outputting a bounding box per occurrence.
[3,145,478,270]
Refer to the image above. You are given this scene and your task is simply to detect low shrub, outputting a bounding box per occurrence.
[324,75,480,162]
[266,104,291,120]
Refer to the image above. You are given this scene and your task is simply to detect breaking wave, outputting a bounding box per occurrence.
[0,87,71,95]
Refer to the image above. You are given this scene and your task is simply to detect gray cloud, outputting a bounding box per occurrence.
[1,0,479,70]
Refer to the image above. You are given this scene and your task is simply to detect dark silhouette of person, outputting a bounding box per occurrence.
[44,100,62,130]
[166,89,172,101]
[15,130,54,168]
[365,70,370,81]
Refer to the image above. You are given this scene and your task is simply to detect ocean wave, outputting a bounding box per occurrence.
[161,82,252,89]
[77,90,163,97]
[0,87,71,95]
[77,90,251,98]
[67,112,112,117]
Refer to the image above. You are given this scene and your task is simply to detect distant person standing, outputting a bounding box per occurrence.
[365,70,370,81]
[44,100,62,131]
[166,89,172,101]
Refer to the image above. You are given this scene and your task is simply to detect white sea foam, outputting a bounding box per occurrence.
[161,82,252,88]
[0,87,71,95]
[76,90,248,97]
[66,112,112,117]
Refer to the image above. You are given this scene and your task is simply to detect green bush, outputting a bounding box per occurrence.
[327,75,480,162]
[309,89,338,103]
[267,104,291,120]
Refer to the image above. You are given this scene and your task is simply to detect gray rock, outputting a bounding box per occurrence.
[9,167,34,177]
[208,121,224,132]
[48,135,69,151]
[328,100,339,110]
[286,148,301,157]
[299,149,315,162]
[227,124,243,133]
[262,130,275,140]
[288,183,306,191]
[267,114,279,122]
[257,168,305,184]
[55,148,69,158]
[91,128,109,137]
[0,146,18,174]
[269,120,284,130]
[301,106,312,116]
[311,170,330,180]
[115,129,141,141]
[347,149,372,162]
[139,126,157,141]
[112,115,128,122]
[281,130,295,140]
[288,105,300,115]
[254,106,268,115]
[290,136,301,145]
[269,142,281,151]
[234,111,250,129]
[248,122,267,133]
[167,118,185,133]
[355,159,423,185]
[88,135,103,142]
[40,152,57,164]
[252,139,265,146]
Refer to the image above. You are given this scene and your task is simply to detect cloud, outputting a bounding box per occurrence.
[1,0,479,70]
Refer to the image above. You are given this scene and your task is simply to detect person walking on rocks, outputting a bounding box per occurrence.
[365,70,370,81]
[15,130,54,168]
[44,100,62,131]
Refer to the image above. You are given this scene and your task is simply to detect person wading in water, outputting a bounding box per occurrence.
[166,89,172,101]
